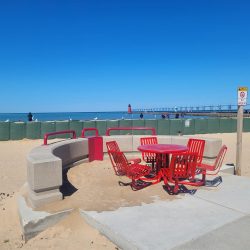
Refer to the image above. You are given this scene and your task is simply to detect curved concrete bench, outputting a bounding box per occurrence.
[27,138,89,208]
[27,135,222,208]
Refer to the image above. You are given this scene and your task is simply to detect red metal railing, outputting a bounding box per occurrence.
[43,130,77,145]
[81,128,99,138]
[105,127,157,136]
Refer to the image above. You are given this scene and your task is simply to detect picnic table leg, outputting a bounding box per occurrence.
[156,154,162,172]
[162,153,170,168]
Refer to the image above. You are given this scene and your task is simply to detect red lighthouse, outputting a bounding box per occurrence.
[128,104,132,114]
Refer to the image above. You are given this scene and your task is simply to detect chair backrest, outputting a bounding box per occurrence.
[107,150,129,176]
[106,141,122,175]
[140,137,158,162]
[211,145,227,174]
[187,138,205,165]
[168,152,198,181]
[106,140,120,152]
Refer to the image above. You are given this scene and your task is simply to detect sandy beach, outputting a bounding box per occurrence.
[1,133,250,249]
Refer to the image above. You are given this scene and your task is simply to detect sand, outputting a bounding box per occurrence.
[1,133,250,249]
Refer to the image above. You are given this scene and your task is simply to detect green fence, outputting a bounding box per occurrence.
[1,118,250,141]
[119,120,132,135]
[55,121,70,138]
[219,118,237,133]
[0,122,10,140]
[69,120,83,137]
[158,119,170,135]
[194,119,208,134]
[26,122,41,139]
[82,121,97,136]
[96,120,107,136]
[132,120,145,135]
[106,120,119,135]
[10,122,26,140]
[169,119,182,135]
[244,118,250,132]
[41,121,56,139]
[145,120,158,135]
[182,119,195,135]
[207,119,220,133]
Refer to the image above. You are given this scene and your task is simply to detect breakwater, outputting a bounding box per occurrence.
[133,111,250,118]
[0,118,250,141]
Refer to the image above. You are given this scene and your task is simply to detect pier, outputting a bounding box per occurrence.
[133,104,250,117]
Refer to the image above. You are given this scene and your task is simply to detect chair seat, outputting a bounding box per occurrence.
[127,164,151,179]
[196,145,227,176]
[198,163,215,171]
[127,157,141,164]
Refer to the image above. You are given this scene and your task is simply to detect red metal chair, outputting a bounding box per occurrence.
[197,145,227,177]
[107,150,152,190]
[140,137,158,168]
[106,141,141,176]
[187,145,227,187]
[162,152,204,194]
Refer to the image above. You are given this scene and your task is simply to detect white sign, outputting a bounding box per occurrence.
[238,87,248,106]
[185,119,190,127]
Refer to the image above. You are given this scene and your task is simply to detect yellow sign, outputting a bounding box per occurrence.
[238,87,248,91]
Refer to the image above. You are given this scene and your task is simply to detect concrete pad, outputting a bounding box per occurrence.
[18,196,73,242]
[196,174,250,214]
[80,195,243,250]
[173,214,250,250]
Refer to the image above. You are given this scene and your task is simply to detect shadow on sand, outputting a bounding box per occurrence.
[59,169,78,197]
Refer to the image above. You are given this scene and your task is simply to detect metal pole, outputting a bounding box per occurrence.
[236,105,243,175]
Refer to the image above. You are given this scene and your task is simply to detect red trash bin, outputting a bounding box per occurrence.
[88,136,103,162]
[81,128,103,162]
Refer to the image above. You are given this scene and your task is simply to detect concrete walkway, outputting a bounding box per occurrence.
[80,174,250,250]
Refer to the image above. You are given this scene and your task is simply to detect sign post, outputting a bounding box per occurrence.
[236,87,248,175]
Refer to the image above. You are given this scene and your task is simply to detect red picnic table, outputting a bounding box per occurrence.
[137,144,188,183]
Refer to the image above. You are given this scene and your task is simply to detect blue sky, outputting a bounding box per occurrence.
[0,0,249,112]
